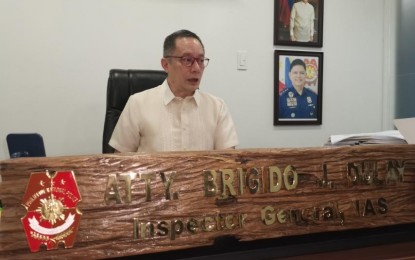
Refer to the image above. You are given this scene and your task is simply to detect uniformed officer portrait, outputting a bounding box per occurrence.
[278,58,318,120]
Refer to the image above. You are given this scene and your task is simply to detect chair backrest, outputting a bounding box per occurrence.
[6,133,46,158]
[102,69,167,153]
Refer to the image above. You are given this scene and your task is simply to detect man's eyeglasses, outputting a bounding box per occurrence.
[165,56,210,68]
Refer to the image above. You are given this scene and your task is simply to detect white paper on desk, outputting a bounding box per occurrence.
[330,130,405,145]
[394,118,415,144]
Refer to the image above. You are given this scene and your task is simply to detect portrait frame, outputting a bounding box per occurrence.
[274,0,324,47]
[274,50,323,125]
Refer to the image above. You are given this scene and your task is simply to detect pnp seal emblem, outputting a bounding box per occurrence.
[21,171,82,252]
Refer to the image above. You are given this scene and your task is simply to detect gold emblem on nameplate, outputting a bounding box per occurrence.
[21,171,82,252]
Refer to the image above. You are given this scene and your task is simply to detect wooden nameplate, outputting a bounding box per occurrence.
[1,145,415,259]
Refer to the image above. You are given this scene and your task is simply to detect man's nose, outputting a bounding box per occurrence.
[190,60,202,72]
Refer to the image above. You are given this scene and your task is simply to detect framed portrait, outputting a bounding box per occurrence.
[274,0,324,47]
[274,50,323,125]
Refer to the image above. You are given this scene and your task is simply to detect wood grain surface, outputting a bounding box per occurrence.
[1,145,415,259]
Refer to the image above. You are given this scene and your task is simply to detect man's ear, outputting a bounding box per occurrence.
[161,58,169,72]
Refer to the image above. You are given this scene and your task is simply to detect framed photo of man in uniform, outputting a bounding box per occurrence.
[274,0,324,47]
[274,50,323,125]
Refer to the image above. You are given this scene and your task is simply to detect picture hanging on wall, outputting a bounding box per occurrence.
[274,50,323,125]
[274,0,324,47]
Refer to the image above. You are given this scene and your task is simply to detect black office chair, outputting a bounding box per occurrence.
[102,69,167,153]
[6,133,46,158]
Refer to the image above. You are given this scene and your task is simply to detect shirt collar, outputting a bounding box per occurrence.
[162,80,200,106]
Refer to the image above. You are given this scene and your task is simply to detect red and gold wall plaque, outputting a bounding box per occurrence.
[21,171,82,252]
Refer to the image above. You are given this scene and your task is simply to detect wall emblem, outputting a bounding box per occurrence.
[304,58,318,87]
[21,171,82,252]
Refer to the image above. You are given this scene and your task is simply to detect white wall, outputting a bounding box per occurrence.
[0,0,396,160]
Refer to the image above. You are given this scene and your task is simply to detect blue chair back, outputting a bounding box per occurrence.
[6,133,46,158]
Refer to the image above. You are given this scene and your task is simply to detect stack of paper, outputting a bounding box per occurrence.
[326,130,407,146]
[325,117,415,146]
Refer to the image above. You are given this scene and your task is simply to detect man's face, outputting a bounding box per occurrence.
[162,37,205,98]
[289,64,306,89]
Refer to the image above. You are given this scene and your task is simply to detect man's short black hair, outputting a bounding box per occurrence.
[290,59,306,71]
[163,29,205,57]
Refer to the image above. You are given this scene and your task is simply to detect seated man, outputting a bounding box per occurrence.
[109,29,239,152]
